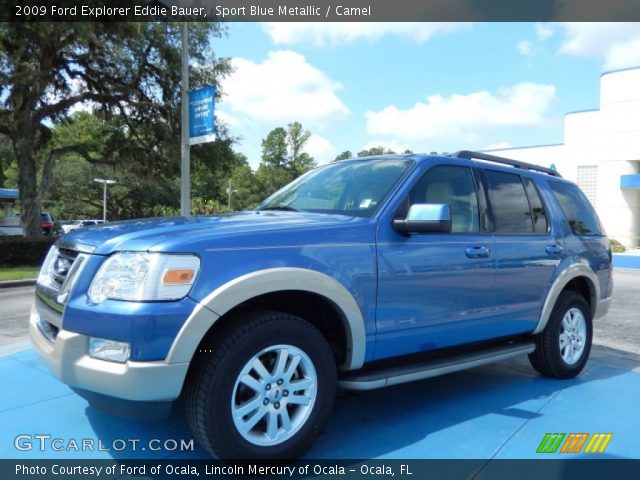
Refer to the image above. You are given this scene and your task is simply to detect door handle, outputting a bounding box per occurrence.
[465,246,490,258]
[545,244,564,256]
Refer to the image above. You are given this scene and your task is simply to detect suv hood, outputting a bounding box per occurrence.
[60,211,370,255]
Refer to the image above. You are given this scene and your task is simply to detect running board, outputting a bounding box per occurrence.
[339,341,535,391]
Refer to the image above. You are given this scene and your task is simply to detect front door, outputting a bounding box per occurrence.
[375,164,497,361]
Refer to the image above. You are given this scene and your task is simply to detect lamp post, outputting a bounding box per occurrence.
[180,22,191,216]
[226,179,238,209]
[94,178,116,222]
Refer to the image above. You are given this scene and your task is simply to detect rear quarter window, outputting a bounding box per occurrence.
[548,180,603,236]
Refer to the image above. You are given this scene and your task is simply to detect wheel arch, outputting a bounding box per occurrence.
[534,263,599,335]
[166,268,366,370]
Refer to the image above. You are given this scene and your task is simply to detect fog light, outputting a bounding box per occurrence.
[89,337,130,363]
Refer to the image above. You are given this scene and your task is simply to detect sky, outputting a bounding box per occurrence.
[212,22,640,168]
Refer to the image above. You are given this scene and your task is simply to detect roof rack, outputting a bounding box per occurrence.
[451,150,562,177]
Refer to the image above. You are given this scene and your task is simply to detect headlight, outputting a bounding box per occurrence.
[88,252,200,304]
[37,246,59,285]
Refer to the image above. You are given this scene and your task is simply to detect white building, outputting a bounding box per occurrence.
[487,66,640,247]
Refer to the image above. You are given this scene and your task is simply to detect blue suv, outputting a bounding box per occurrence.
[31,151,613,459]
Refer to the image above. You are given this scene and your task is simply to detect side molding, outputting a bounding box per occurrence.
[534,263,600,334]
[166,268,366,370]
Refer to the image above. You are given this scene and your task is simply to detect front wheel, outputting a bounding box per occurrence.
[529,291,592,379]
[185,311,337,459]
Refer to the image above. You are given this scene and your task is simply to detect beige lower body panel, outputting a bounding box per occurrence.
[29,306,189,402]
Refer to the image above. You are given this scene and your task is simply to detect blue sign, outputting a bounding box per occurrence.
[189,86,215,145]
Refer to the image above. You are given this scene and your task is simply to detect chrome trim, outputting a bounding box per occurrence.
[57,253,89,304]
[166,268,367,371]
[35,247,90,329]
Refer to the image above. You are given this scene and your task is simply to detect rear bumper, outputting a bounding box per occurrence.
[595,296,613,319]
[30,305,189,402]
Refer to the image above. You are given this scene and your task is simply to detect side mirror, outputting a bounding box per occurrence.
[393,204,452,234]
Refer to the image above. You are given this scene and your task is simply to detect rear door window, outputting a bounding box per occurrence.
[484,170,533,234]
[522,177,549,234]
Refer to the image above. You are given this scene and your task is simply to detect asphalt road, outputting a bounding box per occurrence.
[0,269,638,354]
[594,269,640,355]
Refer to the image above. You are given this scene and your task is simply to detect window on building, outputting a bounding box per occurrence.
[485,170,533,234]
[577,165,598,207]
[522,177,549,234]
[549,180,603,236]
[409,165,480,233]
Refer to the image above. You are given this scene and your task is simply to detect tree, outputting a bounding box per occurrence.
[257,122,316,196]
[357,146,396,157]
[0,22,229,236]
[0,134,13,188]
[286,121,315,176]
[229,164,264,210]
[333,150,352,162]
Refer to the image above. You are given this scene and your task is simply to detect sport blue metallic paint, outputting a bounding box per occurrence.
[51,154,611,366]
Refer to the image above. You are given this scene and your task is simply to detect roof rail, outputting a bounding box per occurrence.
[451,150,562,177]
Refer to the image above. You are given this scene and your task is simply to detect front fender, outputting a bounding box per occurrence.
[166,268,366,370]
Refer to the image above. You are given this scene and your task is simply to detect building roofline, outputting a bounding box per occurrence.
[0,188,19,200]
[482,143,564,153]
[600,65,640,78]
[565,108,599,116]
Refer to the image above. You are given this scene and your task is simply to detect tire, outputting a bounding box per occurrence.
[185,311,337,459]
[528,291,592,379]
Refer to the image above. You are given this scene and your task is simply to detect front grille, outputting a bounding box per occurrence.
[50,247,80,290]
[36,316,59,343]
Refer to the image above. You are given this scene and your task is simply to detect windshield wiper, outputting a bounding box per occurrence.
[258,204,302,212]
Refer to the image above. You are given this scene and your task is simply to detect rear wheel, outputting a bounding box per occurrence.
[529,291,592,378]
[185,311,337,459]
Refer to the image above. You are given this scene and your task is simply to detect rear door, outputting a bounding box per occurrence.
[481,170,561,331]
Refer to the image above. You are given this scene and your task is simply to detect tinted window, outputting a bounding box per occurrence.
[409,165,480,233]
[549,180,603,236]
[522,177,549,234]
[485,170,532,234]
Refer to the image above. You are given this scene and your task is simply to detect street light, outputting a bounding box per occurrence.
[226,179,238,209]
[94,178,116,222]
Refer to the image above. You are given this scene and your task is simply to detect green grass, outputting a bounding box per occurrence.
[0,266,39,282]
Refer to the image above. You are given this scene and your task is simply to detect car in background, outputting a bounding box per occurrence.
[13,212,61,236]
[62,219,105,234]
[41,212,61,236]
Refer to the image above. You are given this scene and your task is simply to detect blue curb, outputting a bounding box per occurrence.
[612,254,640,270]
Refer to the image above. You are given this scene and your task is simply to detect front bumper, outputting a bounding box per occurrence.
[30,305,190,402]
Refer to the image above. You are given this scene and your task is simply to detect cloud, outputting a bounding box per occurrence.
[261,22,470,47]
[558,23,640,69]
[535,23,554,40]
[305,134,337,164]
[517,40,533,56]
[219,50,349,126]
[365,82,556,145]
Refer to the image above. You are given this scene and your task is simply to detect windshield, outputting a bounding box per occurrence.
[257,158,414,218]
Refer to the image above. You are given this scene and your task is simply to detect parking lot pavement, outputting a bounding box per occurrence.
[1,346,638,460]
